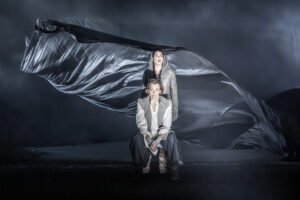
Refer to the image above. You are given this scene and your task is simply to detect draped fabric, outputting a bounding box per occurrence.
[20,19,286,153]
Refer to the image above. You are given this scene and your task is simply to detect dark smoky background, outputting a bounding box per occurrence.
[1,0,300,147]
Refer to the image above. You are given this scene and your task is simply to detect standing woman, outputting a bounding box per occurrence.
[142,49,179,121]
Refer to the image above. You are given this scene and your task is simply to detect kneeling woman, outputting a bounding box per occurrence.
[130,79,181,180]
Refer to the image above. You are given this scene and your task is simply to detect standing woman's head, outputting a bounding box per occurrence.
[149,49,168,79]
[152,49,164,68]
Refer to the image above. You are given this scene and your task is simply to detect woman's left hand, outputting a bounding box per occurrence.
[150,141,158,152]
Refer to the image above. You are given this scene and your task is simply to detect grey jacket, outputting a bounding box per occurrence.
[142,56,178,121]
[136,96,172,141]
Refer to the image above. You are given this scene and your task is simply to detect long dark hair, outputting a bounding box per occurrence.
[151,49,164,79]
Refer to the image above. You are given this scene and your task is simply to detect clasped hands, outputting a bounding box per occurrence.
[145,134,160,152]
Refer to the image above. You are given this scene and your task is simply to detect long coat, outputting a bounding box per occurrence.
[142,57,178,121]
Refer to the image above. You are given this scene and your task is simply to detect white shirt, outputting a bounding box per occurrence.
[136,98,172,155]
[150,102,159,137]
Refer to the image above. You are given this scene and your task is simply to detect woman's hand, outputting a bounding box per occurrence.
[145,133,151,140]
[150,141,158,152]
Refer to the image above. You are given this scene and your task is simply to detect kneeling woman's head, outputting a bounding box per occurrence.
[146,79,164,101]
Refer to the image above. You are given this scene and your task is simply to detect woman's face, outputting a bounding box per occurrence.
[153,51,164,67]
[148,83,161,102]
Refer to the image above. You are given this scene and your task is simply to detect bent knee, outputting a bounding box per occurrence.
[131,133,145,144]
[167,133,177,141]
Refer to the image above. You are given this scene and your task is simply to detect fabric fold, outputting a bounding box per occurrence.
[20,18,286,153]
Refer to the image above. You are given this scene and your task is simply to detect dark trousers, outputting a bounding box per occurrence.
[129,132,181,167]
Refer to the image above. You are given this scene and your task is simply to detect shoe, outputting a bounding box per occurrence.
[178,160,184,166]
[36,18,63,33]
[142,154,152,174]
[170,165,180,181]
[159,165,167,174]
[142,166,150,174]
[158,148,167,174]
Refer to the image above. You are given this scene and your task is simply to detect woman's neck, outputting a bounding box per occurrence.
[151,98,158,104]
[154,64,162,78]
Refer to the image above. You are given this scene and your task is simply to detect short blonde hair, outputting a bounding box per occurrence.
[146,79,164,94]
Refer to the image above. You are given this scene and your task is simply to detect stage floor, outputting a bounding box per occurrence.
[24,140,284,164]
[0,141,299,199]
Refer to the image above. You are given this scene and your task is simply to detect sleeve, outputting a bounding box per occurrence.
[136,100,148,135]
[141,71,149,98]
[170,71,179,121]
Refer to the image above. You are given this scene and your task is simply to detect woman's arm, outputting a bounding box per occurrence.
[170,71,178,121]
[141,71,149,98]
[153,101,172,145]
[136,100,149,136]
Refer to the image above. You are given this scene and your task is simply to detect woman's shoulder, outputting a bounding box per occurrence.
[162,66,175,77]
[160,96,172,106]
[143,69,153,77]
[164,65,175,73]
[138,96,149,105]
